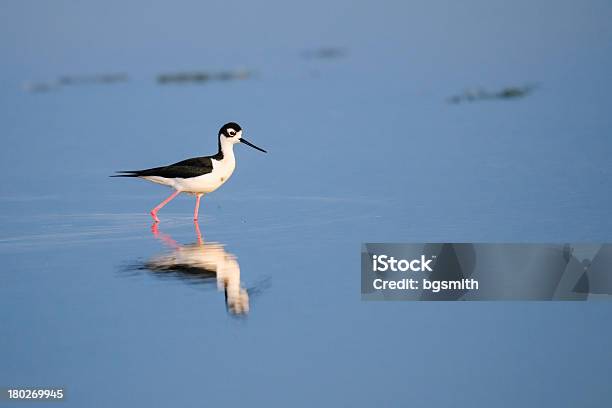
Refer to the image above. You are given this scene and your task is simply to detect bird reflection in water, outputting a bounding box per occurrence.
[144,223,249,315]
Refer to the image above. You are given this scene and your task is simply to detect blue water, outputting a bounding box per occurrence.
[1,1,612,406]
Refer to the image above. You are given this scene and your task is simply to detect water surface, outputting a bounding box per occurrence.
[1,1,612,406]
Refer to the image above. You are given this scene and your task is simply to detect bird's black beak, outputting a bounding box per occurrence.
[240,138,267,153]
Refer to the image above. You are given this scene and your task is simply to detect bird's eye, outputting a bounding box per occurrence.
[228,130,236,136]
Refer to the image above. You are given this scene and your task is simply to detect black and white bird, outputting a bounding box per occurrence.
[113,122,266,223]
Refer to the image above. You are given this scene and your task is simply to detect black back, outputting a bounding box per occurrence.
[113,156,214,179]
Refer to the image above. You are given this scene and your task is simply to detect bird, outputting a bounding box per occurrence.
[112,122,266,223]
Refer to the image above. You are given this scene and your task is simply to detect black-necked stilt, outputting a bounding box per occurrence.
[113,122,266,222]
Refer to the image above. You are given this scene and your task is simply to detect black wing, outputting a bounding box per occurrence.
[112,156,214,178]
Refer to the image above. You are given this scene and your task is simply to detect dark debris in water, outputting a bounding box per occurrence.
[23,73,129,93]
[447,84,537,104]
[58,73,128,85]
[23,82,60,93]
[157,69,252,85]
[23,69,254,93]
[301,47,347,60]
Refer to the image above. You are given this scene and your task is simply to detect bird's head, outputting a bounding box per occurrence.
[219,122,267,153]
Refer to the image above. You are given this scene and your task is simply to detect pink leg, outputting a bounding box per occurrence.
[150,190,181,223]
[194,221,204,245]
[193,194,203,221]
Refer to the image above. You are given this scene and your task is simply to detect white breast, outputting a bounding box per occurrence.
[174,154,236,194]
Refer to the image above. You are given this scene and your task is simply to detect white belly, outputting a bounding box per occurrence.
[142,156,236,194]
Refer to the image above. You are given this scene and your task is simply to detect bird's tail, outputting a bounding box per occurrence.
[110,171,141,177]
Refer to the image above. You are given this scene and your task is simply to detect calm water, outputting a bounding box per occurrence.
[1,1,612,406]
